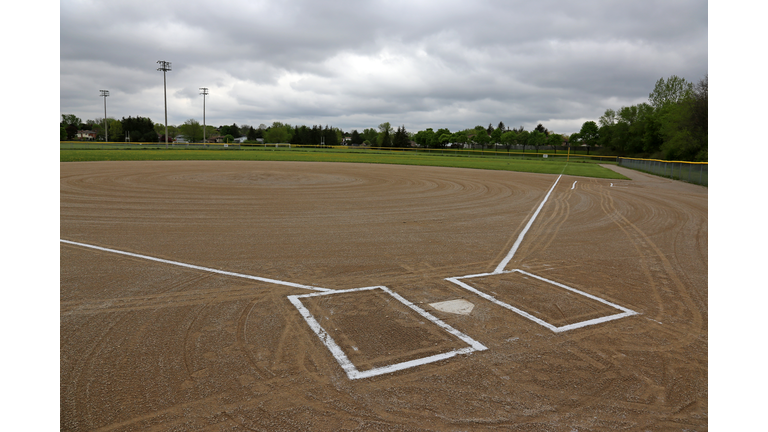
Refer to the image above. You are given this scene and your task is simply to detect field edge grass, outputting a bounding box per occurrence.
[60,149,629,180]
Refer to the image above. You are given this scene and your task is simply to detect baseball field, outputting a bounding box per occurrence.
[60,160,707,430]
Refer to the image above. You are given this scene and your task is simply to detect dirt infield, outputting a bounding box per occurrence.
[61,161,708,431]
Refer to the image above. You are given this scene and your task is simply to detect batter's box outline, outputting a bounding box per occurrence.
[287,285,487,380]
[446,269,638,333]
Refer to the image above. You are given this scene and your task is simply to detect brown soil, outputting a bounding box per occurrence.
[61,161,708,431]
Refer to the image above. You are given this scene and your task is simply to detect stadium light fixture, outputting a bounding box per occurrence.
[99,90,109,142]
[157,61,172,148]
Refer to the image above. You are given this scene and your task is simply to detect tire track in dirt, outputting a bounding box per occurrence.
[595,183,666,323]
[600,185,703,342]
[61,161,707,430]
[63,311,136,431]
[512,181,574,263]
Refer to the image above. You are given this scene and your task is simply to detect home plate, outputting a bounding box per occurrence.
[429,299,475,315]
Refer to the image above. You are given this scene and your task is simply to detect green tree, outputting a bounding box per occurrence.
[89,118,106,140]
[490,128,502,148]
[323,126,339,146]
[658,98,707,161]
[264,123,291,143]
[61,114,82,140]
[61,114,81,128]
[578,121,599,148]
[377,122,393,147]
[230,123,241,137]
[649,75,694,110]
[528,130,546,153]
[65,124,78,140]
[452,131,468,148]
[569,132,581,147]
[438,133,451,147]
[472,126,489,150]
[250,126,264,140]
[501,130,516,153]
[108,119,123,142]
[393,125,410,148]
[415,128,437,148]
[517,130,530,152]
[547,133,563,153]
[179,119,204,142]
[60,127,67,140]
[599,109,616,127]
[361,128,378,144]
[120,116,155,142]
[244,126,256,141]
[350,130,363,145]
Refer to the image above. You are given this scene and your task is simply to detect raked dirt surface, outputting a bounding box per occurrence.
[61,161,708,431]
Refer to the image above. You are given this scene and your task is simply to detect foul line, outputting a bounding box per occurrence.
[60,239,332,292]
[494,174,562,273]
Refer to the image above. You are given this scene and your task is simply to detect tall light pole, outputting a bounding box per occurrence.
[157,60,172,148]
[200,87,208,145]
[99,90,109,142]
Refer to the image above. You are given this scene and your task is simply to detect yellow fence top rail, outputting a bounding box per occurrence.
[619,157,708,165]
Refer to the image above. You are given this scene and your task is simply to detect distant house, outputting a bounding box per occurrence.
[234,136,248,143]
[174,135,189,143]
[76,130,97,140]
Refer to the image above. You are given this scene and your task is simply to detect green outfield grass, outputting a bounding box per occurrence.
[60,148,629,179]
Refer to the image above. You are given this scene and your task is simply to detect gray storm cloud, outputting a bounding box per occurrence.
[60,0,707,134]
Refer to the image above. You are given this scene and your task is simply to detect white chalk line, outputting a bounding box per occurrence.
[61,239,487,378]
[447,171,639,333]
[287,286,487,380]
[494,174,562,273]
[447,270,638,333]
[60,239,332,292]
[62,167,634,379]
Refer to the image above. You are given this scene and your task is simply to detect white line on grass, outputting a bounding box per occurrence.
[60,239,333,292]
[494,174,562,273]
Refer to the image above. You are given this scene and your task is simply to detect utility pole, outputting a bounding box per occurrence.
[157,61,172,148]
[99,90,109,141]
[200,87,208,145]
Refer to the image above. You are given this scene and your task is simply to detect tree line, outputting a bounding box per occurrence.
[60,115,259,143]
[571,74,708,161]
[62,73,707,161]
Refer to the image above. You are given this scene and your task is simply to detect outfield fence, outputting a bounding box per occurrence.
[618,157,708,186]
[60,141,241,150]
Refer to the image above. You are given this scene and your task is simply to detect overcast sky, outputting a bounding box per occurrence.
[60,0,707,135]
